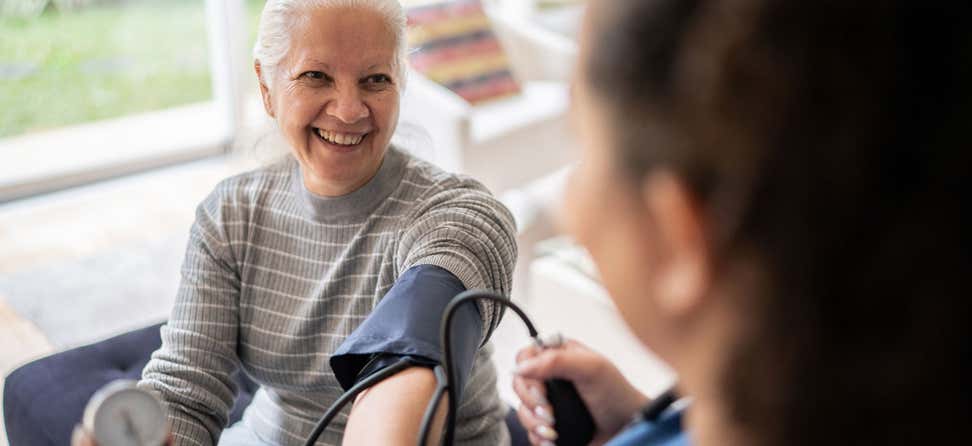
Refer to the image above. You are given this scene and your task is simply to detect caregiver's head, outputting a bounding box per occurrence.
[568,1,971,445]
[253,0,406,196]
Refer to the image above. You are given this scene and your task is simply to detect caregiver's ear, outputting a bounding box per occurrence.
[254,61,274,118]
[641,170,712,318]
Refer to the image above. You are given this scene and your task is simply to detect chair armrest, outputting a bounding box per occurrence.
[400,70,474,170]
[500,165,570,236]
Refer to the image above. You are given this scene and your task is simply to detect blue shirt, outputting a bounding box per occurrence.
[605,406,689,446]
[329,264,483,398]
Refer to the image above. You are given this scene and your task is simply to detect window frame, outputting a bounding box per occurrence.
[0,0,250,203]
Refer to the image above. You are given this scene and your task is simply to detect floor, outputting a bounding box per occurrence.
[0,156,245,445]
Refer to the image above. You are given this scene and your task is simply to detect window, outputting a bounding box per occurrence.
[0,0,256,201]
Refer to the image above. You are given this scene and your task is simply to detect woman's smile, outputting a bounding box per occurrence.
[313,127,371,152]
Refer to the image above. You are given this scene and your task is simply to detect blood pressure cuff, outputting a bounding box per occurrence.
[329,264,483,400]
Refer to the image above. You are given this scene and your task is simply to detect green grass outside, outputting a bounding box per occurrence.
[0,0,264,139]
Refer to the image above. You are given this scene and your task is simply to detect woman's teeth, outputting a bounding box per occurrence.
[316,128,365,146]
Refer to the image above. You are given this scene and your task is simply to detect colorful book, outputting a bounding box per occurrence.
[406,0,522,104]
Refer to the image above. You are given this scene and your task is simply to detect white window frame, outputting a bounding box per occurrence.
[0,0,250,203]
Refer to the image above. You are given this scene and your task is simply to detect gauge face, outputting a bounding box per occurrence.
[84,381,167,446]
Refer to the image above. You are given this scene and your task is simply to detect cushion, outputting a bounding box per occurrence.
[3,322,526,445]
[2,323,257,446]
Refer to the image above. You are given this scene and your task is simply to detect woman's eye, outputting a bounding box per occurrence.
[363,74,392,86]
[301,71,328,81]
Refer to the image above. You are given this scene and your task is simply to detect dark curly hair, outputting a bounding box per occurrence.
[585,1,972,444]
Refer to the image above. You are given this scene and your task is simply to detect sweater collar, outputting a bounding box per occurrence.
[291,147,406,223]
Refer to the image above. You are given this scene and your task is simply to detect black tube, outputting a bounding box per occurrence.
[438,290,540,446]
[417,366,448,446]
[640,387,679,422]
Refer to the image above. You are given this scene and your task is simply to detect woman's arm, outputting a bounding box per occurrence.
[137,187,243,446]
[394,180,518,339]
[330,264,482,445]
[340,179,517,443]
[343,367,447,446]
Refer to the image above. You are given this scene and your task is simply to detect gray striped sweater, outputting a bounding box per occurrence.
[138,147,516,445]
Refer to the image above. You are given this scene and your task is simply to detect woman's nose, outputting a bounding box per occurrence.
[326,88,370,124]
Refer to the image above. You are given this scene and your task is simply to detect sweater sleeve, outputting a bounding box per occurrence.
[396,178,518,342]
[137,185,242,446]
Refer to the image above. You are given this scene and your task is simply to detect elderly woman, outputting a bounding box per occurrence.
[511,1,971,446]
[64,0,514,445]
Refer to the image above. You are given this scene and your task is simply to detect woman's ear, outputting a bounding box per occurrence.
[254,61,274,118]
[642,171,711,318]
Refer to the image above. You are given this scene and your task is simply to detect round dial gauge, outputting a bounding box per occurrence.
[82,380,167,446]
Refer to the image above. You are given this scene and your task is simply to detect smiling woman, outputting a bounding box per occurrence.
[253,2,404,196]
[112,1,518,445]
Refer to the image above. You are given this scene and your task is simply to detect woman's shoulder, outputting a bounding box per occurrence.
[397,148,491,199]
[395,149,514,227]
[203,159,294,208]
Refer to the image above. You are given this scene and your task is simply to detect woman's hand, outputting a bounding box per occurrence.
[513,339,649,446]
[71,424,174,446]
[70,425,96,446]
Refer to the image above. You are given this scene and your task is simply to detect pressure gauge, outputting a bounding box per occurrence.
[82,380,168,446]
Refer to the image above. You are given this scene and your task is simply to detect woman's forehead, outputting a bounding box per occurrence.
[289,52,395,73]
[287,7,398,71]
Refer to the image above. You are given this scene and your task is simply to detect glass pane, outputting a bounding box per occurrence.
[0,0,212,139]
[246,0,262,46]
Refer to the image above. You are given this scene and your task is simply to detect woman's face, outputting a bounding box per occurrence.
[260,7,400,196]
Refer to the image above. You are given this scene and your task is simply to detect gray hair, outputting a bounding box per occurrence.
[253,0,408,88]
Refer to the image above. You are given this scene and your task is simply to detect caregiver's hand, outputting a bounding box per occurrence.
[514,340,649,446]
